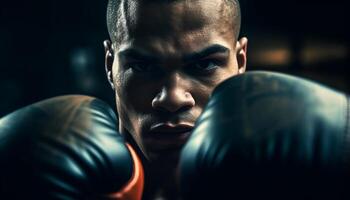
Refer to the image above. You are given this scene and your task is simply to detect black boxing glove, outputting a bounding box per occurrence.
[180,71,350,200]
[0,95,144,199]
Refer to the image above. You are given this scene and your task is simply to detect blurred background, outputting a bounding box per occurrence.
[0,0,349,117]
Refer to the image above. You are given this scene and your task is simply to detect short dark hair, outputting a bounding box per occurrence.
[107,0,241,46]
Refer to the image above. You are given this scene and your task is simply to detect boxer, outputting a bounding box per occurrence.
[1,71,348,199]
[103,0,247,199]
[1,0,247,199]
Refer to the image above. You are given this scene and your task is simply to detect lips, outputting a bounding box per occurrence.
[144,123,194,151]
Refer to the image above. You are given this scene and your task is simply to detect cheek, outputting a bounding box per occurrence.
[194,84,212,108]
[189,79,217,117]
[115,70,155,112]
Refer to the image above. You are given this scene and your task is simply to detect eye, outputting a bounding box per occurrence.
[194,60,218,70]
[189,59,220,75]
[128,62,157,73]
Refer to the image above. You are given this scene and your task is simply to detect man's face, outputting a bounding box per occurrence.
[105,0,247,161]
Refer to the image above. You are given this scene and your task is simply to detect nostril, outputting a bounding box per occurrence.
[152,92,195,113]
[176,105,193,113]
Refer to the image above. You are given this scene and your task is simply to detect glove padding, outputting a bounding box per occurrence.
[0,95,144,199]
[180,71,350,200]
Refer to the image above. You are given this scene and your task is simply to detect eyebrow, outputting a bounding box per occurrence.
[183,44,229,62]
[118,48,161,63]
[118,44,229,63]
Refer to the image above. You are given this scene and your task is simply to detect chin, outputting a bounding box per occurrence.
[146,147,183,164]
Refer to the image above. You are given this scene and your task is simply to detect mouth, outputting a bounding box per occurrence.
[144,123,194,151]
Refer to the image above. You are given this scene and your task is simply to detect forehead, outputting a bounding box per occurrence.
[116,0,236,55]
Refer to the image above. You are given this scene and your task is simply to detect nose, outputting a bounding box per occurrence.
[152,73,195,113]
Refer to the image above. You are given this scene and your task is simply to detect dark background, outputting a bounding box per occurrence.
[0,0,349,117]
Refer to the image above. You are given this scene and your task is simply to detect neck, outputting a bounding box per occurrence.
[143,154,182,200]
[119,126,183,199]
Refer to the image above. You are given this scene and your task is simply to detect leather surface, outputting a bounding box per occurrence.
[180,71,350,200]
[0,95,139,199]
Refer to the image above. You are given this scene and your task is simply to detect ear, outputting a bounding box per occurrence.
[235,37,248,74]
[104,40,115,90]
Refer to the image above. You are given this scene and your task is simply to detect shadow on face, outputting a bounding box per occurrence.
[105,0,248,162]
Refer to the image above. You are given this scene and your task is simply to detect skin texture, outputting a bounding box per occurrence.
[104,0,247,199]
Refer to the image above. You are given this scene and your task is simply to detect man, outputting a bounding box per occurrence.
[103,0,247,199]
[1,1,349,200]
